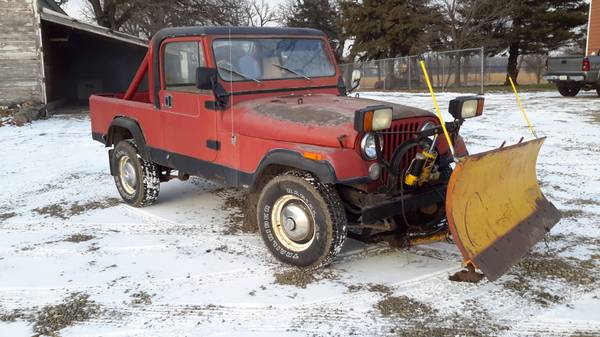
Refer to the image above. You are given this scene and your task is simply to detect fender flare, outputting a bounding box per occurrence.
[250,149,338,189]
[107,117,150,159]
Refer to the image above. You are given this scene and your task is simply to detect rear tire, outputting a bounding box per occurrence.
[557,86,580,97]
[257,171,347,268]
[111,139,160,207]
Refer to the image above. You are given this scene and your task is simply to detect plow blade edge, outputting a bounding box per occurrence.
[446,137,561,281]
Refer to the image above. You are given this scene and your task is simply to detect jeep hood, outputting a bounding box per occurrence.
[236,94,434,148]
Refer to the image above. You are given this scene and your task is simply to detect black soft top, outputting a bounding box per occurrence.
[153,26,325,41]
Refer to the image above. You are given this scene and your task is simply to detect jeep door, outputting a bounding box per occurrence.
[158,38,218,162]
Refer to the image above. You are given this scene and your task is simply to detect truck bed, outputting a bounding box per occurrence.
[546,56,584,74]
[90,91,162,150]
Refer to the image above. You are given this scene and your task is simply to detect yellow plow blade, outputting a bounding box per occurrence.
[446,137,561,281]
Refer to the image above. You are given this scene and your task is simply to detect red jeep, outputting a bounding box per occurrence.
[90,27,478,268]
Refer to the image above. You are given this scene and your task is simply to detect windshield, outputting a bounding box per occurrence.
[212,38,335,82]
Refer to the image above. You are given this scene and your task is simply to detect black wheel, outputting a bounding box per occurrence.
[557,86,580,97]
[596,87,600,96]
[111,139,160,207]
[257,171,347,268]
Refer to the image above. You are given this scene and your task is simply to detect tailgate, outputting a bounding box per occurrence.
[547,57,583,74]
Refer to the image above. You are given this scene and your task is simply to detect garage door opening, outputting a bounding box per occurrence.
[40,12,147,108]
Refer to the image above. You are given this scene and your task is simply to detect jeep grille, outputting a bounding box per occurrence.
[381,118,434,185]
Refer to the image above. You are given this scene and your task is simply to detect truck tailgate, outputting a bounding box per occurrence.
[547,57,582,74]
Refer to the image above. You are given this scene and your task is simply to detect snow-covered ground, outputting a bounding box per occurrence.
[0,90,599,337]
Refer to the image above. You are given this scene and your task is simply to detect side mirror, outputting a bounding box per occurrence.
[196,67,218,90]
[350,69,362,92]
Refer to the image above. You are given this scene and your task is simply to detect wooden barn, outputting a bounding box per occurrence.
[588,0,600,55]
[0,0,147,108]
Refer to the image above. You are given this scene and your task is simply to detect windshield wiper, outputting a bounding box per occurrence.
[272,64,311,80]
[217,65,262,84]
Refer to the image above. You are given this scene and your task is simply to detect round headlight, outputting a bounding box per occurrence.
[421,121,436,132]
[361,133,383,160]
[421,121,436,140]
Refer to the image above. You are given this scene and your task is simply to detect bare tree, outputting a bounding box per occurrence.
[117,0,259,38]
[522,54,546,85]
[436,0,511,85]
[434,0,511,86]
[241,0,277,27]
[84,0,141,31]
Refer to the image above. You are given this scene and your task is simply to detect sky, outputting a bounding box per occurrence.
[61,0,87,20]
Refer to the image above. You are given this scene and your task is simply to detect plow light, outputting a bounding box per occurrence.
[354,106,393,132]
[449,96,484,119]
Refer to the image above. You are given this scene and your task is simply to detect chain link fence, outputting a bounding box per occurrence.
[340,47,547,94]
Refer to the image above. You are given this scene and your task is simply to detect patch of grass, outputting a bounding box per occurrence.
[33,198,121,220]
[368,284,393,295]
[273,267,339,289]
[376,296,437,319]
[516,256,597,285]
[0,212,17,221]
[561,209,587,219]
[64,234,95,243]
[274,269,316,288]
[130,291,153,305]
[32,293,99,337]
[346,283,394,295]
[221,191,258,234]
[394,323,489,337]
[570,331,600,337]
[568,198,600,207]
[34,204,68,219]
[384,300,507,337]
[503,255,598,306]
[0,308,33,322]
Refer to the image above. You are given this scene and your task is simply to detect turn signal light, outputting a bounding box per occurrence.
[303,152,322,161]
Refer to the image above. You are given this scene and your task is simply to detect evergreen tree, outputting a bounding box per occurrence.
[283,0,346,61]
[498,0,588,84]
[341,0,441,60]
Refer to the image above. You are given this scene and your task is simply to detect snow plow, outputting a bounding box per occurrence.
[446,138,561,281]
[420,63,561,281]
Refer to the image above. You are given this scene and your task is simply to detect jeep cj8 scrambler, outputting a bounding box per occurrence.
[91,27,560,281]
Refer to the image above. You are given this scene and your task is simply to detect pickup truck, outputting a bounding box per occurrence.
[90,26,493,270]
[544,55,600,96]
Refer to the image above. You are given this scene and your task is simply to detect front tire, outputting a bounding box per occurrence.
[557,86,580,97]
[257,171,347,268]
[112,140,160,207]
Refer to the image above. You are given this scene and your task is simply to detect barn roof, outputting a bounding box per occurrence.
[39,8,148,47]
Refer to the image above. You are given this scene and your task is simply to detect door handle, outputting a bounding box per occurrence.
[164,95,173,108]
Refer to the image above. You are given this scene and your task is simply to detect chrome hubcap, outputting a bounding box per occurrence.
[271,195,315,251]
[119,156,137,195]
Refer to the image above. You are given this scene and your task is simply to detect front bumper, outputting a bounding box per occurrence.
[361,183,447,224]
